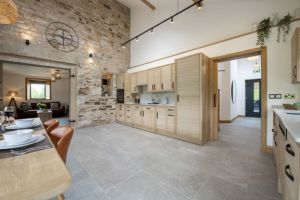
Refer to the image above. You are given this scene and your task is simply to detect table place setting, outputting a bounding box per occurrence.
[0,117,53,159]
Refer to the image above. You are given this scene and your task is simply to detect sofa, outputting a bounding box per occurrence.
[17,102,66,119]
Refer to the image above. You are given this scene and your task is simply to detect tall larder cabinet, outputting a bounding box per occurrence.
[175,53,210,145]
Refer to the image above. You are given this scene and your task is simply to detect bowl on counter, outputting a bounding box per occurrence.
[15,119,34,128]
[3,129,33,145]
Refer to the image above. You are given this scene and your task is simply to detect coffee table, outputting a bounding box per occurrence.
[37,110,52,123]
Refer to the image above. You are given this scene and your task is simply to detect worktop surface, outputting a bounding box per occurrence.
[274,109,300,143]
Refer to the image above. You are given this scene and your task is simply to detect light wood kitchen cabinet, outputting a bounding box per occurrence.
[176,53,210,144]
[273,111,300,200]
[142,106,156,131]
[291,27,300,83]
[125,105,132,124]
[124,73,131,101]
[132,106,143,127]
[116,74,125,89]
[116,104,125,122]
[147,68,161,92]
[156,107,176,135]
[130,73,139,93]
[156,107,167,132]
[137,71,148,86]
[160,64,175,91]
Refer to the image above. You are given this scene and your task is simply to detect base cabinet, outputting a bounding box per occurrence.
[274,112,300,200]
[116,104,125,122]
[156,107,176,135]
[143,106,156,131]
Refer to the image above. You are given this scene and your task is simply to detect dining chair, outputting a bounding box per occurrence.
[49,126,74,163]
[43,119,59,135]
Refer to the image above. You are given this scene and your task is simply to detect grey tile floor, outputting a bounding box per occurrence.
[63,117,281,200]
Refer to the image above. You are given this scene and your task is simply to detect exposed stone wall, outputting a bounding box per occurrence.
[0,0,130,127]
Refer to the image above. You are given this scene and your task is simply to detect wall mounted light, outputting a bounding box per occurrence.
[170,17,174,24]
[89,53,93,58]
[150,28,154,34]
[135,37,139,42]
[25,39,30,45]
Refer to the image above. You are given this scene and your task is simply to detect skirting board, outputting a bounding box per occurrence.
[219,115,245,123]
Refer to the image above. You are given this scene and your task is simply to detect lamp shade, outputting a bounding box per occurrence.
[0,0,18,24]
[7,91,19,97]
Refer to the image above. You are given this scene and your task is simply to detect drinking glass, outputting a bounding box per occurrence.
[4,106,14,125]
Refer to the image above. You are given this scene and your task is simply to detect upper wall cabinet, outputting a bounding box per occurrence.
[130,73,139,93]
[292,27,300,83]
[136,71,147,86]
[116,74,124,89]
[147,68,161,92]
[147,64,175,92]
[161,64,175,91]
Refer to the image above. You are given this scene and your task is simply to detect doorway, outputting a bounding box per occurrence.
[245,79,261,118]
[210,47,268,152]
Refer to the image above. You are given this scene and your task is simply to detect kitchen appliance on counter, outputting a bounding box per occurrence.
[117,89,124,103]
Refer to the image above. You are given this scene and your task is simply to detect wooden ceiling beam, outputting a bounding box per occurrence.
[140,0,156,10]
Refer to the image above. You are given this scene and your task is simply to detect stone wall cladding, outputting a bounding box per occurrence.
[0,0,130,127]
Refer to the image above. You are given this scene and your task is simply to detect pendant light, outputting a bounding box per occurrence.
[0,0,18,24]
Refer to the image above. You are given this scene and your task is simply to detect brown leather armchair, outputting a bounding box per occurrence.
[43,119,59,135]
[49,126,74,163]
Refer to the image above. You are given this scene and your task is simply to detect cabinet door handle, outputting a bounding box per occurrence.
[213,94,217,107]
[168,114,174,116]
[154,84,156,91]
[140,111,142,116]
[161,83,164,90]
[143,111,144,116]
[273,131,277,147]
[177,95,179,102]
[152,84,154,91]
[285,165,294,182]
[286,144,295,157]
[156,112,158,119]
[146,108,150,109]
[172,82,175,89]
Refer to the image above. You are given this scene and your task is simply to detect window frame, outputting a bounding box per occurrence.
[25,78,52,100]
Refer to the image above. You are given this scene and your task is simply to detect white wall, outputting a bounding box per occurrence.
[218,62,231,121]
[128,21,300,146]
[2,72,70,108]
[127,0,300,67]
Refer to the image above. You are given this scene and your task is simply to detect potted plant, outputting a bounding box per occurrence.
[276,13,292,42]
[256,17,272,47]
[37,103,47,111]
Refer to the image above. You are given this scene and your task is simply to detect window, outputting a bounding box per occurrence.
[26,78,51,100]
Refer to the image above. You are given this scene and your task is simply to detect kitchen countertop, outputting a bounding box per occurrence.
[274,109,300,143]
[119,103,176,107]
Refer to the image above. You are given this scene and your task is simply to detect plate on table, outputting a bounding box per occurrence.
[4,122,41,131]
[0,135,45,150]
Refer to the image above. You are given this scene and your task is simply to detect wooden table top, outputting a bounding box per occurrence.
[0,118,72,200]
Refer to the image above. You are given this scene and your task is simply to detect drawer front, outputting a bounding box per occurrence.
[143,106,155,112]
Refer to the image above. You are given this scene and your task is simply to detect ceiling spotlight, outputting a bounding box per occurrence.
[52,70,62,80]
[122,45,126,49]
[197,1,203,10]
[150,28,154,34]
[135,37,139,42]
[171,17,174,24]
[89,53,93,58]
[51,77,56,82]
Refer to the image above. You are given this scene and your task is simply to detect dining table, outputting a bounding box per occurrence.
[0,118,72,200]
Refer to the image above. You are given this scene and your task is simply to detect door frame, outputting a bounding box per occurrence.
[210,47,268,153]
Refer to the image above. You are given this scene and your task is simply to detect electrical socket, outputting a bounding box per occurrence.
[283,93,296,99]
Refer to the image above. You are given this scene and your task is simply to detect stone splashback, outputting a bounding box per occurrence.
[0,0,130,127]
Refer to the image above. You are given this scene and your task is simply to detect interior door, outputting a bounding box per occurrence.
[209,60,219,140]
[245,79,261,118]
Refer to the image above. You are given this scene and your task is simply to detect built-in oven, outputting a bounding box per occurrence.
[117,89,124,103]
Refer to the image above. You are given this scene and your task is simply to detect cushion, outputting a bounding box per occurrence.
[21,103,32,111]
[50,103,60,109]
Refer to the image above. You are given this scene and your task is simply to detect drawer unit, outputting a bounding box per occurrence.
[116,104,125,122]
[125,105,132,123]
